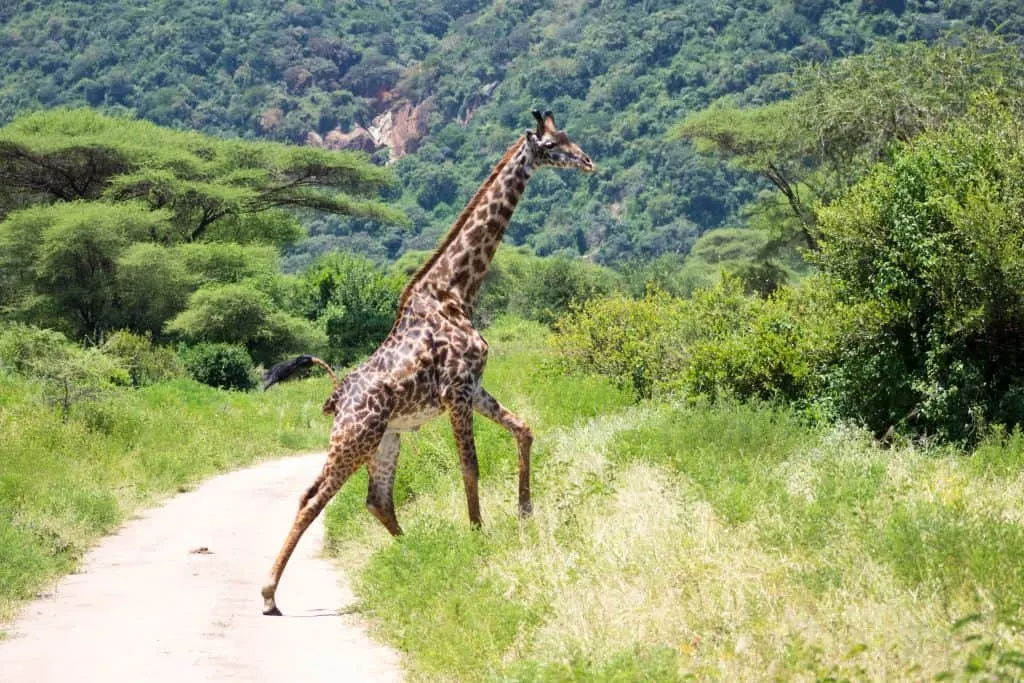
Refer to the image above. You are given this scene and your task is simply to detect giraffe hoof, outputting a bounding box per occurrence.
[263,605,283,616]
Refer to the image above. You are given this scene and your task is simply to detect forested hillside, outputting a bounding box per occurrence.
[3,0,1020,264]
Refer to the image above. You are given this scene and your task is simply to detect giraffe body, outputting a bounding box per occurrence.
[261,111,594,615]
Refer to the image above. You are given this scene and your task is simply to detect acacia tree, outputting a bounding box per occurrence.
[674,34,1024,251]
[0,108,405,353]
[0,108,402,233]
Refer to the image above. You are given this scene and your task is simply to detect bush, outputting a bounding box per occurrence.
[678,276,842,406]
[0,323,74,375]
[297,252,401,364]
[814,105,1024,441]
[179,343,257,391]
[0,323,130,417]
[474,249,622,327]
[512,256,621,325]
[553,290,686,400]
[554,276,844,404]
[101,330,184,387]
[166,282,326,366]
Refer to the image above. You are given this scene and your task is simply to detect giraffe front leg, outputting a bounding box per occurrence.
[366,431,403,536]
[449,401,483,528]
[474,387,533,517]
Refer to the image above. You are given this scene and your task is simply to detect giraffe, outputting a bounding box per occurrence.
[260,110,595,616]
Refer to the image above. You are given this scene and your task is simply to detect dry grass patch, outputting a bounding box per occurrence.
[325,381,1024,681]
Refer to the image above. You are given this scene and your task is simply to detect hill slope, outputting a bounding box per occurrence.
[2,0,1019,263]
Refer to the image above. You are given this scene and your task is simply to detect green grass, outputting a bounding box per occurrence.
[0,372,332,621]
[7,317,1024,681]
[320,324,1024,681]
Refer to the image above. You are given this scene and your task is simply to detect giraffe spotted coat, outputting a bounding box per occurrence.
[261,110,595,615]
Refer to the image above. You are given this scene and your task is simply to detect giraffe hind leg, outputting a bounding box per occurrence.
[449,400,483,528]
[366,431,403,536]
[261,423,384,615]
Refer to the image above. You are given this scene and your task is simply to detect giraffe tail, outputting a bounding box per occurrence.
[262,354,338,391]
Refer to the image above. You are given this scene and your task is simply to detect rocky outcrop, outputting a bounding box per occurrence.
[307,126,377,154]
[306,98,433,162]
[367,98,434,160]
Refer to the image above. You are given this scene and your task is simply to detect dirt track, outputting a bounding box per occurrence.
[0,454,402,682]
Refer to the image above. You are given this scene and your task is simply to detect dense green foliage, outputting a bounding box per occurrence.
[554,36,1024,443]
[4,1,1021,263]
[0,108,402,363]
[295,251,404,364]
[677,35,1024,252]
[0,107,398,226]
[558,104,1024,442]
[100,330,185,387]
[555,276,841,402]
[178,342,257,391]
[814,105,1024,441]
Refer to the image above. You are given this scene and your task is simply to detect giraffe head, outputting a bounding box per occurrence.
[525,109,596,174]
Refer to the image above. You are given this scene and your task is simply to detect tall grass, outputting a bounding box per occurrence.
[322,322,1024,681]
[0,373,331,621]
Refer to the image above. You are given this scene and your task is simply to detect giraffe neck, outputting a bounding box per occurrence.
[402,138,534,318]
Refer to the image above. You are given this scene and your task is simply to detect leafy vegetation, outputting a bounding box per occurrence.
[557,37,1024,444]
[4,1,1021,263]
[554,276,841,402]
[178,342,257,391]
[294,251,404,365]
[676,34,1024,253]
[813,103,1024,441]
[0,108,402,364]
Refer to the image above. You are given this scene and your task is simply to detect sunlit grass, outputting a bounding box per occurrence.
[324,327,1024,681]
[0,373,331,621]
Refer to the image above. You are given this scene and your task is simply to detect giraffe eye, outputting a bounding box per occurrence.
[542,140,557,149]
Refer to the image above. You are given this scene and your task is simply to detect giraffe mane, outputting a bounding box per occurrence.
[397,135,526,311]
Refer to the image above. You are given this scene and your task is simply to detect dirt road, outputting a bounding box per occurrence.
[0,454,402,682]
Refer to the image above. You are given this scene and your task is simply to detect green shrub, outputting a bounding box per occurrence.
[815,104,1024,441]
[470,249,622,327]
[166,282,326,366]
[101,330,184,387]
[554,276,843,404]
[509,255,621,325]
[679,276,843,406]
[179,343,256,391]
[0,323,130,417]
[296,252,401,364]
[553,290,686,399]
[0,323,74,374]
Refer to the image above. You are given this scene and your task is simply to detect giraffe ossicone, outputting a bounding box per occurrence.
[260,110,595,616]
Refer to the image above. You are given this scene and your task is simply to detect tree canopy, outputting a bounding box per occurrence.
[4,0,1021,264]
[0,108,401,355]
[0,108,403,234]
[674,34,1024,249]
